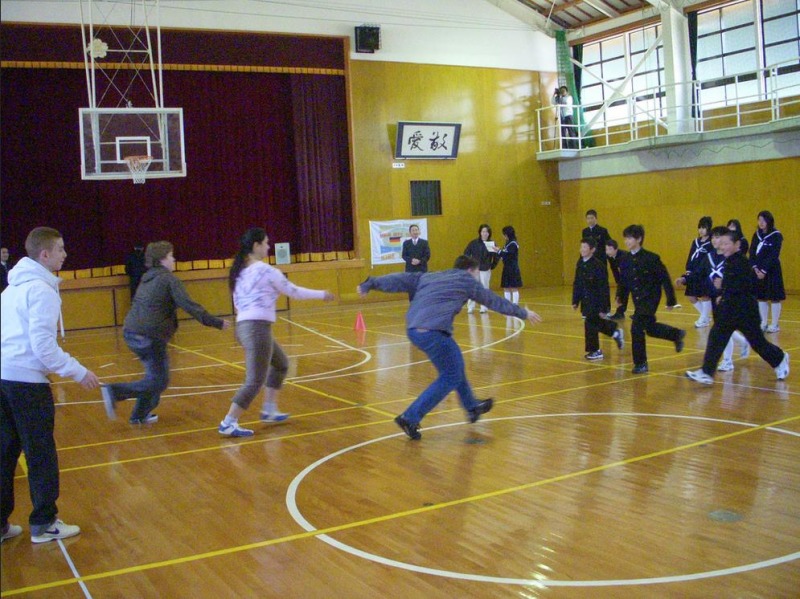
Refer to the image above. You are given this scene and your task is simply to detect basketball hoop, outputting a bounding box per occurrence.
[124,155,153,184]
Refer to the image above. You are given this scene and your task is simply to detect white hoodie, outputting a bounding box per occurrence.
[1,257,88,384]
[233,261,326,322]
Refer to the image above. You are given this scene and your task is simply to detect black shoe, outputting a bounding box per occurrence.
[632,363,649,374]
[468,398,494,424]
[675,330,686,353]
[394,415,421,440]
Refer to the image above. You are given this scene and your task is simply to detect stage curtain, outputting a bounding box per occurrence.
[291,74,354,252]
[1,67,352,268]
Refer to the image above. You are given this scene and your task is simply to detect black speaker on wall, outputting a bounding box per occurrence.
[355,26,381,53]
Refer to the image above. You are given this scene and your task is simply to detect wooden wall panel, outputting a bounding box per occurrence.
[349,61,564,289]
[559,158,800,292]
[61,289,117,329]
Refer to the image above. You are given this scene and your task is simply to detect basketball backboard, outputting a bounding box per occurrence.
[79,107,186,181]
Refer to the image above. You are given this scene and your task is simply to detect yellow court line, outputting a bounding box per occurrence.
[22,361,797,478]
[29,420,391,476]
[168,340,366,409]
[6,413,798,596]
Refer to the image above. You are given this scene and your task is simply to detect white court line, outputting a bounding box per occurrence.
[278,316,373,380]
[286,413,800,587]
[58,539,92,598]
[291,316,526,383]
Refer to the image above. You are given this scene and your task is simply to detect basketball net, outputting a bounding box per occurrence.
[124,155,153,184]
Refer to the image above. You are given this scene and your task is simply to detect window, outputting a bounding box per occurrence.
[761,0,800,96]
[697,0,800,107]
[581,24,664,129]
[410,181,442,216]
[697,0,757,107]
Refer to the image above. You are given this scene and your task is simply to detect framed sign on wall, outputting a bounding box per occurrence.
[394,122,461,159]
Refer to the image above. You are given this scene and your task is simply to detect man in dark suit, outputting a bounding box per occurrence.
[401,225,430,273]
[617,225,686,374]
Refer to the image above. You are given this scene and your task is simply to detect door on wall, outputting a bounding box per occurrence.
[528,200,564,287]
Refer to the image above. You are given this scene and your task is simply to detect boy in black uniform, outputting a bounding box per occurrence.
[573,238,623,360]
[604,239,628,320]
[616,225,686,374]
[686,230,789,384]
[582,210,611,314]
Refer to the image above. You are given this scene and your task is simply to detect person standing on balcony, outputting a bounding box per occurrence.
[553,86,577,149]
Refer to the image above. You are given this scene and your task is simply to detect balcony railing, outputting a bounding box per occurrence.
[537,59,800,155]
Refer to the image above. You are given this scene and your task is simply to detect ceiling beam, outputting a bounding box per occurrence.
[583,0,621,18]
[486,0,561,34]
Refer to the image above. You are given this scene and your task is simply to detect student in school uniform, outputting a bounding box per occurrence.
[463,224,499,313]
[496,225,522,305]
[616,224,686,374]
[749,210,785,333]
[573,238,623,360]
[679,226,749,372]
[582,210,611,314]
[680,216,713,329]
[727,219,749,256]
[604,239,628,320]
[686,229,789,385]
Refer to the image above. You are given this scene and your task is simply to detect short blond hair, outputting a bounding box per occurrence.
[145,241,174,267]
[25,227,62,259]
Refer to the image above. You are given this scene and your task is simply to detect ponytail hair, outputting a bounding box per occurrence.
[229,227,267,291]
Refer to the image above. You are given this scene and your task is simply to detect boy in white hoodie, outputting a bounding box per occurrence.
[1,227,100,544]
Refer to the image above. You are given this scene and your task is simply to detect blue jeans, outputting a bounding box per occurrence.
[402,329,479,424]
[1,380,60,533]
[108,331,169,421]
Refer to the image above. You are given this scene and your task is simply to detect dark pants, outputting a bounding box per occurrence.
[402,328,479,424]
[631,314,683,366]
[585,313,618,352]
[702,307,784,375]
[107,331,169,421]
[560,116,577,149]
[613,294,628,318]
[1,380,60,533]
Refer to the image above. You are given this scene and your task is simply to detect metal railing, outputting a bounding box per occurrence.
[538,59,800,153]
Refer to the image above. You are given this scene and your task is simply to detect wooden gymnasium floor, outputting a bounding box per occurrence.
[1,287,798,598]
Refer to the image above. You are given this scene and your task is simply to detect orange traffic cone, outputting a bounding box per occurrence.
[354,311,367,331]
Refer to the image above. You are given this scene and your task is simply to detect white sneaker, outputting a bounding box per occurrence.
[765,324,780,334]
[31,519,80,544]
[479,307,488,313]
[694,318,710,328]
[686,369,714,385]
[717,359,734,372]
[259,412,290,423]
[218,421,254,437]
[740,344,750,359]
[775,353,790,381]
[2,524,23,543]
[467,307,474,314]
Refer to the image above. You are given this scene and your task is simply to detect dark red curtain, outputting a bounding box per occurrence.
[1,67,353,268]
[291,74,354,252]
